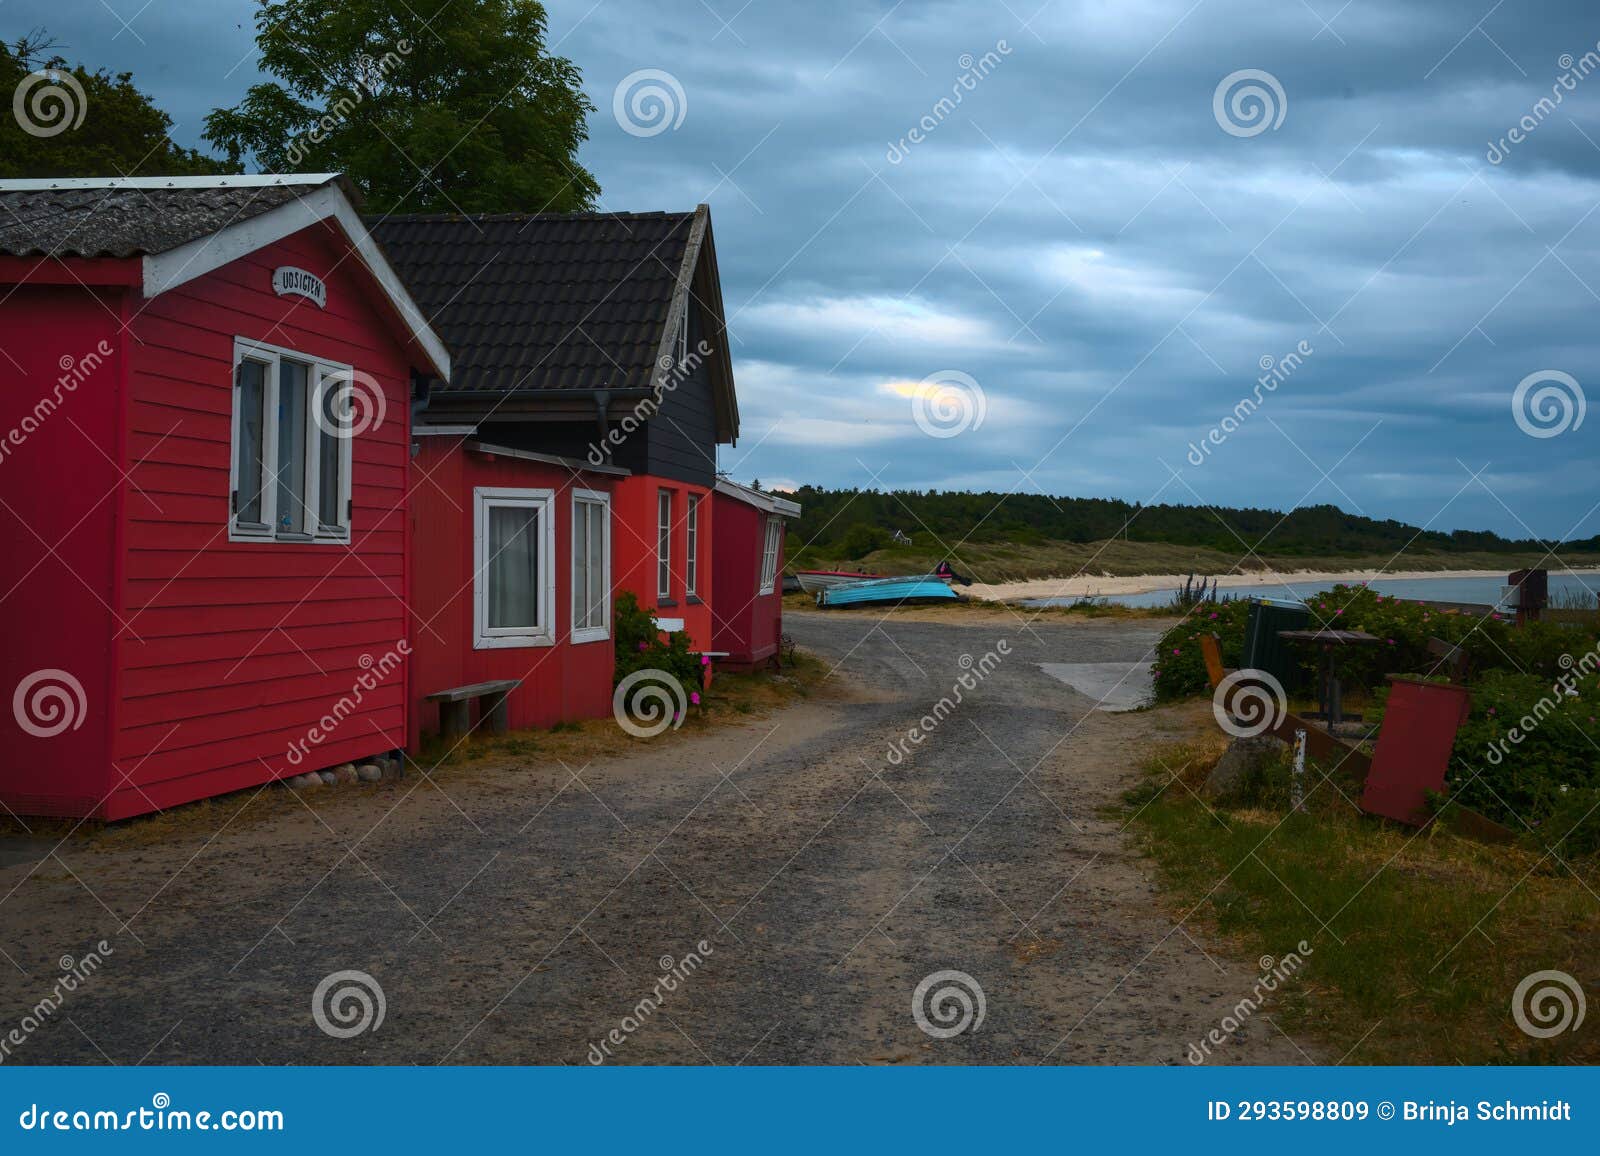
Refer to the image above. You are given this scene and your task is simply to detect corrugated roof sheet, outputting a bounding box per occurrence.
[0,178,336,259]
[369,211,696,393]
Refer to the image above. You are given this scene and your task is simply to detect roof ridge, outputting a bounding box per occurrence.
[373,210,696,223]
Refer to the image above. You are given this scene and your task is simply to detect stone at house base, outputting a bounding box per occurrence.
[378,756,405,781]
[331,763,359,785]
[318,770,339,786]
[1202,734,1285,800]
[356,763,384,783]
[287,772,322,790]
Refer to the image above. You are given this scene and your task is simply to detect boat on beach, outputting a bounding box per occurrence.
[795,568,885,593]
[817,574,961,607]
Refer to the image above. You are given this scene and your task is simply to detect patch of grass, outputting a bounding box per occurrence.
[1115,738,1600,1064]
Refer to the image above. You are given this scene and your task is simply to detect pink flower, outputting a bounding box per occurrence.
[700,655,710,666]
[1173,648,1181,656]
[1209,612,1218,620]
[638,641,648,651]
[1488,707,1497,715]
[690,691,701,705]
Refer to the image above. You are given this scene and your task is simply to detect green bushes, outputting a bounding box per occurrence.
[1449,666,1600,830]
[1151,598,1250,699]
[1153,582,1600,840]
[837,522,887,559]
[612,591,704,693]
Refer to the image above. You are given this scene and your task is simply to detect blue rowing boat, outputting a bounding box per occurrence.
[817,574,960,608]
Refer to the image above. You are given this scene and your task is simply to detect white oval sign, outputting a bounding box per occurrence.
[272,266,327,308]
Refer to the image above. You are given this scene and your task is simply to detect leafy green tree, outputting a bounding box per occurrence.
[204,0,599,213]
[0,34,236,178]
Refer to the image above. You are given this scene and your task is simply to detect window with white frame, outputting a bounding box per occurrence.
[657,489,673,600]
[758,517,783,595]
[474,487,555,649]
[229,338,353,543]
[571,489,610,643]
[685,493,700,597]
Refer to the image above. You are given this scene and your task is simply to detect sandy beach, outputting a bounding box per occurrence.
[968,567,1600,604]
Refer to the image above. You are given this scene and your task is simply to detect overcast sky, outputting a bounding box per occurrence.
[26,0,1600,540]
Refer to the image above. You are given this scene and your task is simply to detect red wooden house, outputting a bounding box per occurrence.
[374,207,772,740]
[711,479,801,670]
[0,175,450,820]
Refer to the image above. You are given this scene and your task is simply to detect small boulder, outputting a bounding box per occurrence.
[356,764,384,783]
[1202,735,1284,800]
[289,772,322,790]
[318,770,339,786]
[331,763,359,785]
[380,757,406,782]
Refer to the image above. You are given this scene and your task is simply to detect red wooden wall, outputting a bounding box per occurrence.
[0,282,127,817]
[710,491,787,668]
[108,220,420,817]
[610,474,714,651]
[407,440,617,748]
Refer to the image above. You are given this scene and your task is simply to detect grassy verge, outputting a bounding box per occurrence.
[1115,731,1600,1064]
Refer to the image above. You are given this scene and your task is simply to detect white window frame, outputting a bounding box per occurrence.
[657,488,673,600]
[571,488,611,644]
[758,517,783,595]
[473,486,556,649]
[228,337,354,545]
[685,493,700,597]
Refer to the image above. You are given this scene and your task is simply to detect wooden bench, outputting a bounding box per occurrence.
[425,679,522,742]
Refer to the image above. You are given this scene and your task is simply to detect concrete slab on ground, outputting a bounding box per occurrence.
[1037,661,1154,711]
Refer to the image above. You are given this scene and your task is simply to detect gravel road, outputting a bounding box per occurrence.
[0,610,1315,1065]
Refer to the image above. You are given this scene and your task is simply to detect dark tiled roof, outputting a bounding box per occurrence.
[369,211,697,393]
[0,177,340,259]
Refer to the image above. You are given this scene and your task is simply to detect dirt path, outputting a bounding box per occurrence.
[0,612,1314,1065]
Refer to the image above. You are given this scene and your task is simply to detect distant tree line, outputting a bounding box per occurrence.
[788,487,1597,558]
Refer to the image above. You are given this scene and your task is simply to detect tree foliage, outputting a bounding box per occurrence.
[0,34,236,178]
[204,0,599,213]
[788,487,1588,559]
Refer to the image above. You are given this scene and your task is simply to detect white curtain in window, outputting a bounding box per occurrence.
[488,505,539,629]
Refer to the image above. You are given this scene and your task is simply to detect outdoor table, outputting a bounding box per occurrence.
[1276,629,1381,732]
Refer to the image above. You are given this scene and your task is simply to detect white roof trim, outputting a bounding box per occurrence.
[413,424,479,436]
[0,174,341,191]
[139,182,451,381]
[716,478,800,517]
[469,441,631,477]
